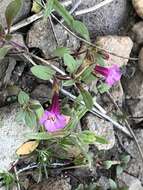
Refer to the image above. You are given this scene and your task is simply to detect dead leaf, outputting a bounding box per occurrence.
[16,141,39,156]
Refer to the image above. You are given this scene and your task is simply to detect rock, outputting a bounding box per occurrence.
[76,0,131,35]
[131,22,143,44]
[12,33,26,48]
[0,0,31,28]
[97,176,110,190]
[0,33,25,87]
[0,185,17,190]
[120,129,143,183]
[27,19,80,58]
[0,104,34,171]
[96,36,133,67]
[118,172,143,190]
[139,47,143,72]
[29,178,71,190]
[101,82,124,109]
[31,84,52,104]
[122,69,143,123]
[84,114,115,150]
[132,0,143,19]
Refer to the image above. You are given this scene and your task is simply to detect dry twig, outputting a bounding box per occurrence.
[75,0,115,16]
[106,92,143,163]
[51,14,138,61]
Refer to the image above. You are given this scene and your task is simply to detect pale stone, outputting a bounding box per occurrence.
[0,104,34,171]
[96,36,133,67]
[118,172,143,190]
[132,0,143,19]
[84,114,115,150]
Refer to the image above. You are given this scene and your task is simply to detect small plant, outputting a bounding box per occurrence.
[0,171,15,190]
[0,0,127,189]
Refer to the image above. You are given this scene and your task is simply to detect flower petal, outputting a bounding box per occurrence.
[44,119,57,132]
[39,111,49,125]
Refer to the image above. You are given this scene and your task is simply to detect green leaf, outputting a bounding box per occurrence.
[25,110,37,128]
[27,132,68,140]
[0,24,4,34]
[116,165,123,176]
[81,67,97,84]
[98,83,110,94]
[30,100,44,119]
[53,47,70,57]
[64,54,78,73]
[15,110,26,123]
[96,54,105,66]
[31,65,55,80]
[78,131,97,144]
[103,160,114,169]
[109,179,117,190]
[53,0,74,26]
[121,155,130,164]
[5,0,22,31]
[63,80,75,87]
[0,46,11,60]
[80,88,93,110]
[44,0,54,17]
[18,91,29,105]
[72,20,90,41]
[78,130,107,145]
[94,135,108,144]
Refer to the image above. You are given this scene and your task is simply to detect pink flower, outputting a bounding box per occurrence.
[94,64,121,86]
[39,93,70,132]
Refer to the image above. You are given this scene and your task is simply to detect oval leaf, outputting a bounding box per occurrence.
[44,0,54,17]
[72,20,90,41]
[16,141,39,155]
[80,88,93,110]
[18,91,29,105]
[53,0,74,26]
[25,110,37,128]
[5,0,22,31]
[53,47,70,57]
[109,179,117,190]
[31,65,55,80]
[64,54,78,73]
[0,46,11,60]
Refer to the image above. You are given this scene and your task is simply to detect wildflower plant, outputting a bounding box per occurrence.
[0,0,123,174]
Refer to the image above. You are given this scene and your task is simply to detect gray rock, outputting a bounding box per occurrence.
[84,114,115,150]
[118,172,143,190]
[121,129,143,183]
[97,176,110,190]
[27,19,80,58]
[0,33,25,87]
[122,69,143,123]
[0,104,34,171]
[101,82,124,110]
[139,47,143,72]
[0,0,31,28]
[29,178,71,190]
[95,36,133,67]
[131,22,143,44]
[31,84,52,104]
[76,0,131,35]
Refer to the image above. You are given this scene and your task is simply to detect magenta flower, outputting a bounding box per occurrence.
[94,64,121,86]
[39,93,70,132]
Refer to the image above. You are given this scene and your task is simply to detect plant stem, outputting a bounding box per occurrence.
[51,14,138,61]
